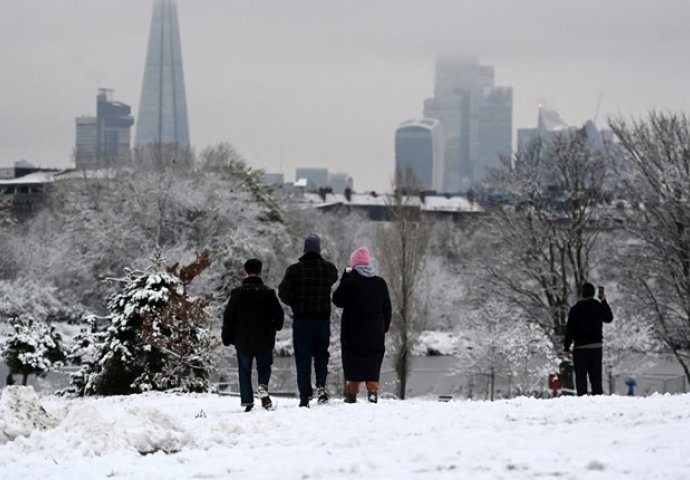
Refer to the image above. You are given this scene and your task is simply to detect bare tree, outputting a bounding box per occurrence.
[479,129,612,344]
[376,168,430,399]
[609,112,690,383]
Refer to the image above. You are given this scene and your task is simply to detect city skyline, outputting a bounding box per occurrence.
[1,0,690,191]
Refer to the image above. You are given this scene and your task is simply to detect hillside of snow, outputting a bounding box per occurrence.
[1,386,689,479]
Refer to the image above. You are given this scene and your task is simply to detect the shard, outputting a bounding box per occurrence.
[135,0,190,148]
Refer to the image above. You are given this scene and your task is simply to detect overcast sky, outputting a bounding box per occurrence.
[1,0,689,191]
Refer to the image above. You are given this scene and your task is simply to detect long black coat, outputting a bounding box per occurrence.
[332,269,392,381]
[222,276,284,355]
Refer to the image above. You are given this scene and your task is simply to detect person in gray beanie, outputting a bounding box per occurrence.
[279,234,338,407]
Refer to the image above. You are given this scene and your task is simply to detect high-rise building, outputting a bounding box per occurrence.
[75,89,134,170]
[75,116,98,169]
[394,118,444,191]
[423,56,512,191]
[477,86,513,180]
[135,0,190,149]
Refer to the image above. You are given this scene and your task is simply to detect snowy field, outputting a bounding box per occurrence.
[1,387,689,480]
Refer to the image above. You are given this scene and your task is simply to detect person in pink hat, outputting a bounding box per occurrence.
[333,246,392,403]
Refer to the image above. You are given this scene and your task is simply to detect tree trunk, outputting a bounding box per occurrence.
[490,368,495,402]
[22,373,28,386]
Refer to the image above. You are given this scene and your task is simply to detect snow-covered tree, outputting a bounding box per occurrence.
[457,301,558,400]
[377,168,430,399]
[478,129,614,344]
[603,309,662,394]
[69,252,217,396]
[1,316,66,385]
[0,278,87,325]
[6,144,290,315]
[609,113,690,385]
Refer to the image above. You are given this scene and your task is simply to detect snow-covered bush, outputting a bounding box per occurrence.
[413,330,461,356]
[68,252,217,396]
[1,316,66,385]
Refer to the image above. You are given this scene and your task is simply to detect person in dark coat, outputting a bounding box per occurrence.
[563,282,613,396]
[279,234,338,407]
[333,246,392,403]
[222,258,284,412]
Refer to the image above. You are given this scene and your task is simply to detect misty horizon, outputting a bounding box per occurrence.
[1,0,688,191]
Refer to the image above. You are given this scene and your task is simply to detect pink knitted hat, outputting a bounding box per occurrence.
[350,246,371,266]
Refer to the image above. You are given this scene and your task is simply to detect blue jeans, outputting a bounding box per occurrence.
[292,316,331,401]
[237,351,273,406]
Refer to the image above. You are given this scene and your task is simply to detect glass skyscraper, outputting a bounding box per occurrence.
[423,56,512,192]
[135,0,190,149]
[395,118,445,192]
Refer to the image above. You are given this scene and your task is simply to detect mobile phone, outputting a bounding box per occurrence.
[598,286,605,298]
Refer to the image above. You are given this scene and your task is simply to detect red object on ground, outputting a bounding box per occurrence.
[548,374,561,395]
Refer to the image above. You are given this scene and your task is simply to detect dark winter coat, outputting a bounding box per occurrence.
[278,252,338,317]
[564,298,613,350]
[222,276,284,355]
[332,269,392,381]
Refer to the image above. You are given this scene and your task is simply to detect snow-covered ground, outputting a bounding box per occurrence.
[1,386,689,479]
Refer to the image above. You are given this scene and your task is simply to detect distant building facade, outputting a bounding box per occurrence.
[135,0,190,149]
[517,107,570,153]
[296,168,329,191]
[328,172,354,194]
[75,89,134,170]
[0,162,60,218]
[263,173,285,186]
[422,56,513,192]
[517,107,612,154]
[394,118,444,191]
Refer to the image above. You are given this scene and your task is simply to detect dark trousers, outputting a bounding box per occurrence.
[292,317,330,401]
[237,350,273,406]
[573,347,603,396]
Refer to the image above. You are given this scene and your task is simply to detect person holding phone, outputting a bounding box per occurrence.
[563,282,613,395]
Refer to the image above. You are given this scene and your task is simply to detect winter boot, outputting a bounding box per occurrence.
[345,381,360,403]
[244,404,254,413]
[258,384,273,410]
[299,398,310,408]
[316,386,329,405]
[365,381,379,403]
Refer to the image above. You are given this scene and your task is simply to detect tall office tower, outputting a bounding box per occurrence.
[136,0,190,149]
[423,56,512,191]
[75,89,134,170]
[394,118,445,192]
[97,89,134,167]
[75,116,98,169]
[477,86,513,180]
